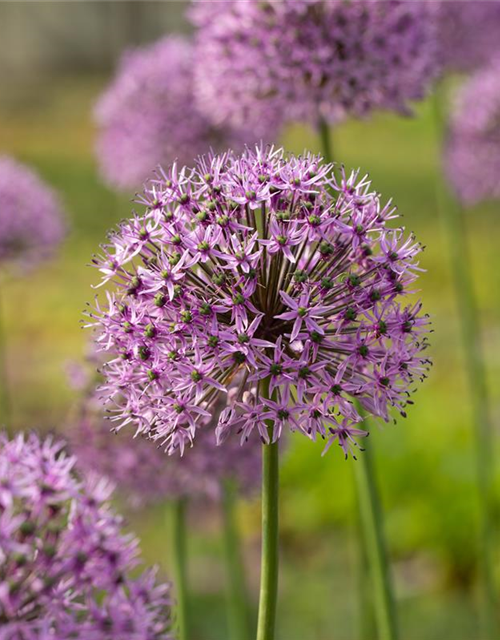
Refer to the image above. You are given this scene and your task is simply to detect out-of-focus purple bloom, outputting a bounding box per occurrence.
[95,35,273,191]
[445,59,500,205]
[0,156,65,269]
[87,145,430,459]
[0,432,173,639]
[64,346,101,391]
[71,397,261,506]
[437,1,500,74]
[68,356,261,506]
[64,360,92,391]
[190,0,438,131]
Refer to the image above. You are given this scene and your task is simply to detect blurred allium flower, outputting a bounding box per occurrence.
[95,35,272,191]
[71,390,261,507]
[88,146,430,459]
[444,60,500,206]
[190,0,438,131]
[0,156,65,269]
[437,1,500,74]
[0,432,172,639]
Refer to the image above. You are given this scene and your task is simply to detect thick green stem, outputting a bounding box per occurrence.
[256,379,279,640]
[0,281,11,427]
[433,89,498,639]
[356,495,378,640]
[170,499,190,640]
[317,124,396,639]
[354,438,398,640]
[318,118,333,163]
[221,480,251,640]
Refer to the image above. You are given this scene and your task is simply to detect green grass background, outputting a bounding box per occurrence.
[1,73,500,640]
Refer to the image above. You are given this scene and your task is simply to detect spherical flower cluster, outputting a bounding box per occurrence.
[95,35,272,191]
[437,1,500,74]
[88,146,430,459]
[191,0,438,131]
[0,156,65,269]
[71,389,261,507]
[0,432,173,639]
[444,59,500,206]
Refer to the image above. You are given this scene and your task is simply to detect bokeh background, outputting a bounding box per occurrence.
[1,3,500,639]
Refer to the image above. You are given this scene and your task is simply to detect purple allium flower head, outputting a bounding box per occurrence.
[0,432,173,639]
[95,35,273,191]
[437,1,500,74]
[0,156,65,269]
[68,353,261,506]
[88,146,431,459]
[444,59,500,206]
[191,0,438,131]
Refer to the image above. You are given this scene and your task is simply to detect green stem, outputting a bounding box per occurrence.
[170,498,190,640]
[356,494,378,640]
[0,280,11,427]
[433,89,498,639]
[256,379,279,640]
[318,118,333,163]
[317,124,396,640]
[354,437,398,640]
[221,480,251,640]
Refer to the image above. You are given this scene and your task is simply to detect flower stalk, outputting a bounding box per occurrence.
[221,480,251,640]
[354,439,398,640]
[320,121,399,640]
[170,499,191,640]
[356,496,377,640]
[256,379,280,640]
[433,88,498,638]
[318,118,333,164]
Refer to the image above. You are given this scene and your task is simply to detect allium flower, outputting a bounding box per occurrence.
[437,1,500,74]
[0,156,65,268]
[0,432,172,639]
[71,390,261,507]
[95,35,273,191]
[88,146,430,459]
[191,0,438,131]
[444,60,500,206]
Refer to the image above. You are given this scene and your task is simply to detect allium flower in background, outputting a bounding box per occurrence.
[191,0,438,131]
[0,156,65,269]
[66,350,260,506]
[0,432,172,639]
[88,146,430,459]
[95,35,273,191]
[437,1,500,74]
[444,59,500,206]
[70,389,261,507]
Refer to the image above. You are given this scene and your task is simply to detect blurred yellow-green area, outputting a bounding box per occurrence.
[1,3,500,640]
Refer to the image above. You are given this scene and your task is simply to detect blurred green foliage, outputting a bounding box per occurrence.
[1,75,499,640]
